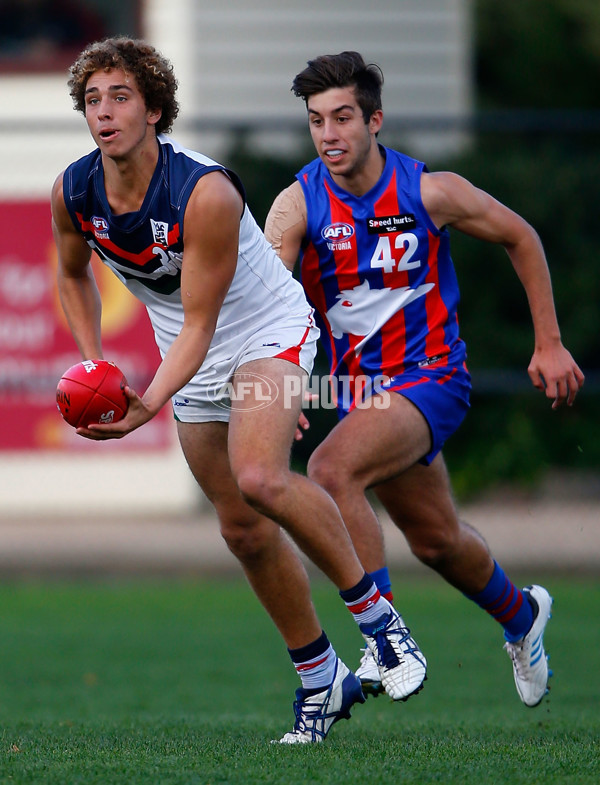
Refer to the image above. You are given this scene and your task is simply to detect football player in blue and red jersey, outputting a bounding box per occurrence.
[265,51,584,708]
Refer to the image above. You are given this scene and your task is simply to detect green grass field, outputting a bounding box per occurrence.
[0,574,598,784]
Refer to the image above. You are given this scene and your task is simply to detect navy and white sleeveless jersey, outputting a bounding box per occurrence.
[296,145,467,387]
[62,135,313,368]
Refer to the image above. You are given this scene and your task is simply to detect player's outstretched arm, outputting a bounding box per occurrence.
[422,171,585,408]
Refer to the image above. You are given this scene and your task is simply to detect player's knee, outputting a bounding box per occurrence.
[234,466,287,518]
[219,514,272,562]
[407,526,458,568]
[307,450,345,496]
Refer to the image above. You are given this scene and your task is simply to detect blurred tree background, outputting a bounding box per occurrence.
[225,0,599,499]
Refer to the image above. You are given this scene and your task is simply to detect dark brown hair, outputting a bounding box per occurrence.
[292,51,383,123]
[68,37,179,134]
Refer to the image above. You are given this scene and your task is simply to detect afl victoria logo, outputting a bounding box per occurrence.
[91,216,109,238]
[92,216,109,231]
[321,222,354,241]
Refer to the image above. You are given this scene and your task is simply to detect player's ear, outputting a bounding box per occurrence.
[369,110,383,135]
[147,108,162,127]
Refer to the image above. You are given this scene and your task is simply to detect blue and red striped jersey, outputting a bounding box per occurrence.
[297,146,466,392]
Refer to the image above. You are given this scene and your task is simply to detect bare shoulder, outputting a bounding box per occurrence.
[266,181,306,230]
[274,180,305,207]
[191,169,243,210]
[421,170,491,228]
[421,170,472,211]
[264,181,306,262]
[50,170,66,208]
[185,169,244,230]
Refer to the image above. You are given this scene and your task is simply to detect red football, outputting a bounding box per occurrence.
[56,359,129,428]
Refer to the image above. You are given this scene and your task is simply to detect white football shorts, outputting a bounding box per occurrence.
[172,315,319,423]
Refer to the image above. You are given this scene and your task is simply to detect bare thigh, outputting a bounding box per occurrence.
[308,392,432,494]
[226,357,305,481]
[226,356,365,590]
[177,419,239,509]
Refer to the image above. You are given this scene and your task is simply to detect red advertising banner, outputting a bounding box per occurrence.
[0,201,173,451]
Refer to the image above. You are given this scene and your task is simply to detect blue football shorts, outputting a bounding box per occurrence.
[335,348,471,466]
[382,358,471,465]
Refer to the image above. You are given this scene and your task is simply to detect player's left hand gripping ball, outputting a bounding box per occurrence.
[56,359,129,428]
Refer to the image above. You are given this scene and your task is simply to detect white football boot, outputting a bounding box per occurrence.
[274,658,365,744]
[355,646,384,697]
[503,584,553,707]
[359,607,427,701]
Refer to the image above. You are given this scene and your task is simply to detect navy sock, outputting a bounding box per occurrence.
[339,572,374,604]
[288,630,330,663]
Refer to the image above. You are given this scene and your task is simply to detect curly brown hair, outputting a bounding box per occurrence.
[68,37,179,134]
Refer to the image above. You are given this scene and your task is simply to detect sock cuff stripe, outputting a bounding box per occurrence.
[347,589,382,616]
[493,591,524,623]
[486,581,516,613]
[295,652,331,673]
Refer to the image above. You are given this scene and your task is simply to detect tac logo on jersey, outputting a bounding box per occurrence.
[91,216,109,239]
[367,213,416,234]
[151,219,170,247]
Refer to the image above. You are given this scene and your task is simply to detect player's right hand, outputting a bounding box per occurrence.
[76,386,154,439]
